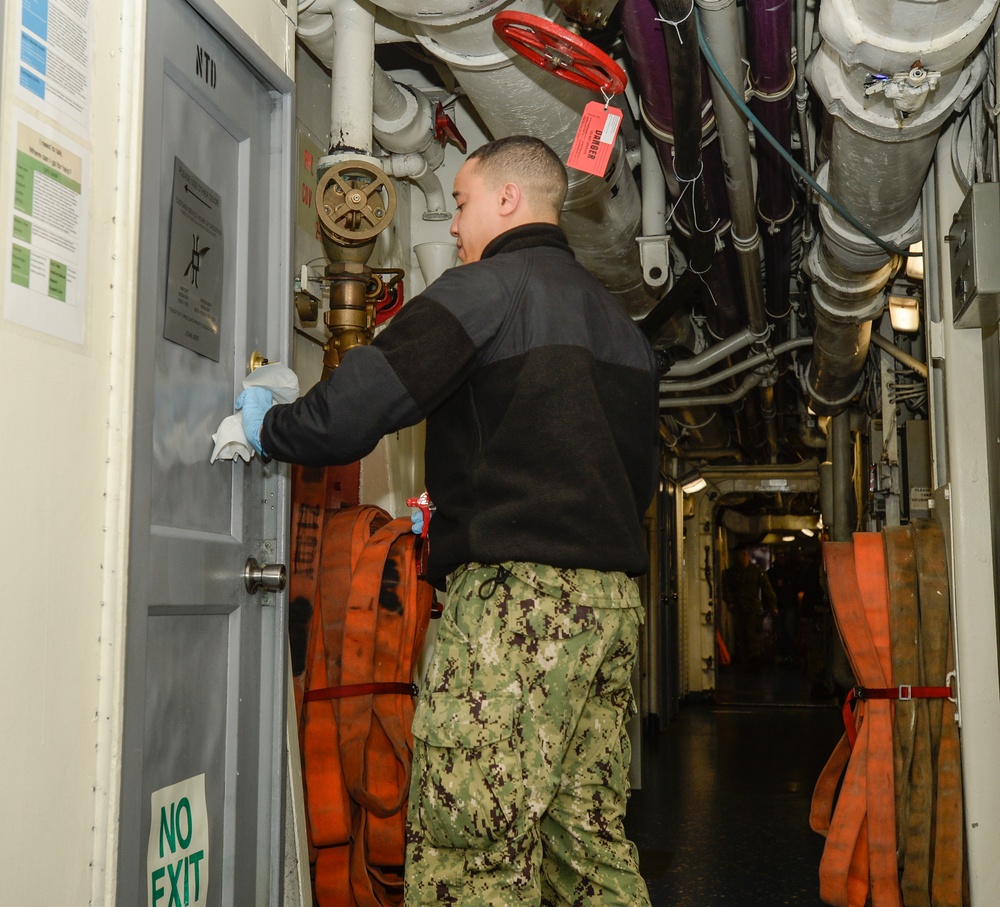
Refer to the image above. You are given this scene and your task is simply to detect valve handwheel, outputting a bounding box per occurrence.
[493,11,627,97]
[317,159,397,245]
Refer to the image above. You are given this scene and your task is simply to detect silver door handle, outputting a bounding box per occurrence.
[244,557,287,594]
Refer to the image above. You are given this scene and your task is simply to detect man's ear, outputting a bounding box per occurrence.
[497,181,522,217]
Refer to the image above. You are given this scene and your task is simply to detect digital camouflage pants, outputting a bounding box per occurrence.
[404,561,651,907]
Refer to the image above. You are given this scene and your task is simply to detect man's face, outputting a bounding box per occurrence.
[450,158,503,264]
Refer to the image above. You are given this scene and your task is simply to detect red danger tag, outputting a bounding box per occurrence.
[567,101,622,177]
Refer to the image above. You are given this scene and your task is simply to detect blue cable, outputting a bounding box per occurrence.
[694,9,914,259]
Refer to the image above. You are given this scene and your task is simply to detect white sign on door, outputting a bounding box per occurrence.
[147,773,210,906]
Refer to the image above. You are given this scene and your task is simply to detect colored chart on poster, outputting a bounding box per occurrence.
[5,112,88,343]
[16,0,93,136]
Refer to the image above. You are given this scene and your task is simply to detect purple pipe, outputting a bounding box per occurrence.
[621,0,742,334]
[747,0,794,317]
[620,0,730,231]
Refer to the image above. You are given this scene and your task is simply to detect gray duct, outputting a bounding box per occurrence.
[804,0,995,413]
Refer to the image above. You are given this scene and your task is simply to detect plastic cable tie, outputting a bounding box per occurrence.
[653,0,694,45]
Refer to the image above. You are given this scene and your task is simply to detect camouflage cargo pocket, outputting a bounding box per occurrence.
[410,691,523,850]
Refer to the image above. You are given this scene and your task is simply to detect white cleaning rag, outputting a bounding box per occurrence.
[210,363,300,463]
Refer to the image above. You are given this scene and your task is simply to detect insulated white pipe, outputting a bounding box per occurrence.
[640,127,667,238]
[326,0,377,157]
[381,153,450,220]
[804,0,997,412]
[406,0,654,317]
[818,0,997,74]
[371,66,442,158]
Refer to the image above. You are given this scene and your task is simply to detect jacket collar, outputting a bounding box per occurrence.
[481,223,574,260]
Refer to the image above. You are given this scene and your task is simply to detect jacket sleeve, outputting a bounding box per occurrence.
[261,262,515,466]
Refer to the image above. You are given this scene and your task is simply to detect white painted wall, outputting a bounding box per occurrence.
[0,1,294,902]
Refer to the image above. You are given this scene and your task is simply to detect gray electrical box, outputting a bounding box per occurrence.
[949,182,1000,328]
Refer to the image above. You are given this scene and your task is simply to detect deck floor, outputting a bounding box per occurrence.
[625,663,844,906]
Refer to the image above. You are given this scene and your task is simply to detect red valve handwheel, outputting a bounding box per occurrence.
[493,11,627,96]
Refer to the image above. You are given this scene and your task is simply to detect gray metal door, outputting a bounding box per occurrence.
[118,1,293,904]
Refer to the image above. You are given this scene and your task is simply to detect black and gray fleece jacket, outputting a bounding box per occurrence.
[263,223,660,584]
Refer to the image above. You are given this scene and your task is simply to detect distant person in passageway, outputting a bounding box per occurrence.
[722,546,777,670]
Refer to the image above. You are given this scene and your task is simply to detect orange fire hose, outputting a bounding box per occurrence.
[809,523,962,907]
[293,478,434,906]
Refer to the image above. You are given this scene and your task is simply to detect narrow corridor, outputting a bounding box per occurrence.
[626,665,844,906]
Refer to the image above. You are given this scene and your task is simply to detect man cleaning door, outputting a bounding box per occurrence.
[237,135,659,906]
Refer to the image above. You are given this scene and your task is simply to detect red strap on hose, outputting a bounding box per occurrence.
[304,682,417,703]
[843,685,954,748]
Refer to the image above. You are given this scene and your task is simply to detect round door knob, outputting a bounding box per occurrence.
[244,557,287,595]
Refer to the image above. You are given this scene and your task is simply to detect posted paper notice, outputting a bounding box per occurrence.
[5,112,88,344]
[16,0,93,136]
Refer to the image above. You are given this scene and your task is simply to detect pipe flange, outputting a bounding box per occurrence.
[746,64,796,104]
[639,97,717,147]
[412,29,513,72]
[808,43,987,142]
[810,162,920,269]
[806,366,866,415]
[808,275,888,324]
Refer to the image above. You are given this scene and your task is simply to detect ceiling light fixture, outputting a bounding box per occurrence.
[888,291,920,332]
[905,241,924,281]
[681,474,707,495]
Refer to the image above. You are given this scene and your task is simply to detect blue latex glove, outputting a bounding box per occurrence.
[235,386,273,457]
[410,509,424,535]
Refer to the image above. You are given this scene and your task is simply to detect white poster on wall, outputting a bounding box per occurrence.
[4,110,88,344]
[147,773,210,907]
[15,0,93,138]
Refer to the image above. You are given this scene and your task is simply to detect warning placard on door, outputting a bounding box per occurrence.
[148,773,210,906]
[164,157,224,361]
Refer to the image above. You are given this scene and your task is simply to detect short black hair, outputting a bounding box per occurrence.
[468,135,568,215]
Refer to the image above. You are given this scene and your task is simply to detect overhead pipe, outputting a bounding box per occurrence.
[324,0,377,157]
[804,0,995,413]
[869,332,929,379]
[694,0,765,331]
[653,0,716,277]
[370,65,453,221]
[380,153,450,220]
[662,325,759,377]
[746,0,794,321]
[660,369,769,409]
[621,0,744,340]
[660,336,813,394]
[401,0,658,318]
[794,0,816,246]
[638,125,672,291]
[829,411,853,541]
[694,0,780,459]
